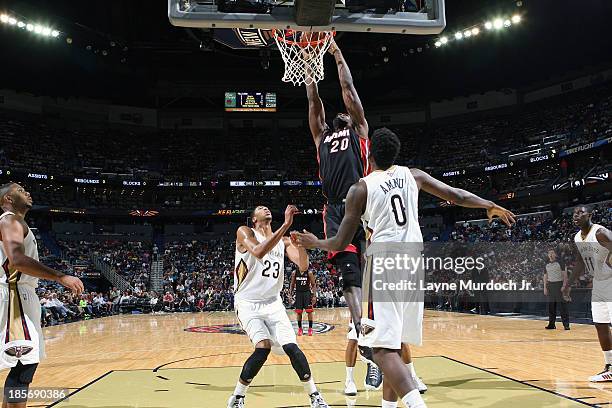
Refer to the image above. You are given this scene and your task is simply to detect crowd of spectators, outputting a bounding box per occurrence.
[32,201,610,326]
[0,82,610,211]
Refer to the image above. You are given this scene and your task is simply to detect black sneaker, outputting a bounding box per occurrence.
[364,362,383,390]
[545,325,556,329]
[564,326,570,330]
[358,345,375,365]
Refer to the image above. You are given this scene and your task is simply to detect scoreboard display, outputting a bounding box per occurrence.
[225,92,276,112]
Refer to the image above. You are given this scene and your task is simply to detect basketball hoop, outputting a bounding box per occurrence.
[272,29,335,86]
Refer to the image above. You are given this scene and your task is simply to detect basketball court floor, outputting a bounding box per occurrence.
[5,308,611,408]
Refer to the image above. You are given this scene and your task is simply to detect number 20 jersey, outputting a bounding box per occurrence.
[234,228,286,303]
[318,126,370,203]
[361,165,423,244]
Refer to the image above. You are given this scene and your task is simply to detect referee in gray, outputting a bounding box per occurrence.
[544,248,570,330]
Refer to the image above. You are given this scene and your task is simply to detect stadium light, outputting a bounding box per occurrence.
[463,30,472,38]
[434,40,442,47]
[0,12,61,39]
[512,14,521,24]
[485,21,493,30]
[504,19,512,27]
[455,32,463,40]
[440,36,448,44]
[471,27,480,36]
[493,19,504,29]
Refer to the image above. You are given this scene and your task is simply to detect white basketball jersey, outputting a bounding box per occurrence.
[361,165,423,244]
[0,212,39,287]
[234,228,285,303]
[574,224,612,282]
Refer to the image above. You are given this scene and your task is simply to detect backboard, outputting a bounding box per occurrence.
[168,0,446,35]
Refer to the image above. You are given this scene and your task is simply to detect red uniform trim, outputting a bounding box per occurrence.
[359,137,371,176]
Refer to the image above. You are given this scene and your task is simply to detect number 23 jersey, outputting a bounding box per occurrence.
[234,228,286,303]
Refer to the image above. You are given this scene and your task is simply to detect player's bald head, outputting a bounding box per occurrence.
[0,183,16,205]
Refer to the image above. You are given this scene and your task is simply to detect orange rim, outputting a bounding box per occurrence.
[272,29,335,48]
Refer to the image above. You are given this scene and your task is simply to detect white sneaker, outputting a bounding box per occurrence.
[344,396,357,408]
[344,380,357,396]
[589,365,612,382]
[414,376,428,393]
[309,392,329,408]
[227,395,245,408]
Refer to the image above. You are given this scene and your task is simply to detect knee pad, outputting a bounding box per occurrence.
[282,343,311,381]
[4,363,37,403]
[295,309,303,315]
[305,308,314,314]
[240,348,270,383]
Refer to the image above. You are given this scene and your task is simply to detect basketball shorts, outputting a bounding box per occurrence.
[359,254,424,350]
[235,297,296,355]
[0,284,45,369]
[592,302,612,324]
[294,292,313,312]
[324,203,364,289]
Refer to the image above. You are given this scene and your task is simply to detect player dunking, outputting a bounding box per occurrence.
[306,36,382,392]
[566,205,612,382]
[295,128,515,408]
[290,267,317,336]
[0,183,84,408]
[306,38,424,395]
[227,205,328,408]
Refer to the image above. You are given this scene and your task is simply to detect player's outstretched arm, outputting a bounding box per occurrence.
[285,235,309,272]
[294,181,367,251]
[328,39,368,138]
[306,80,326,148]
[411,168,516,227]
[0,215,84,294]
[237,205,298,259]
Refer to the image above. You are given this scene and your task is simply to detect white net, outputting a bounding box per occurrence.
[273,30,335,86]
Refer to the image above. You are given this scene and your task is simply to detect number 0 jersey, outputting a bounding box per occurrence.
[318,126,370,203]
[234,228,286,303]
[361,166,423,244]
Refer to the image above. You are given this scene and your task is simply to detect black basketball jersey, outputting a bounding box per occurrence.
[296,272,310,293]
[317,126,370,203]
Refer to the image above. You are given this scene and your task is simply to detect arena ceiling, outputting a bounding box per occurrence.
[0,0,611,107]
